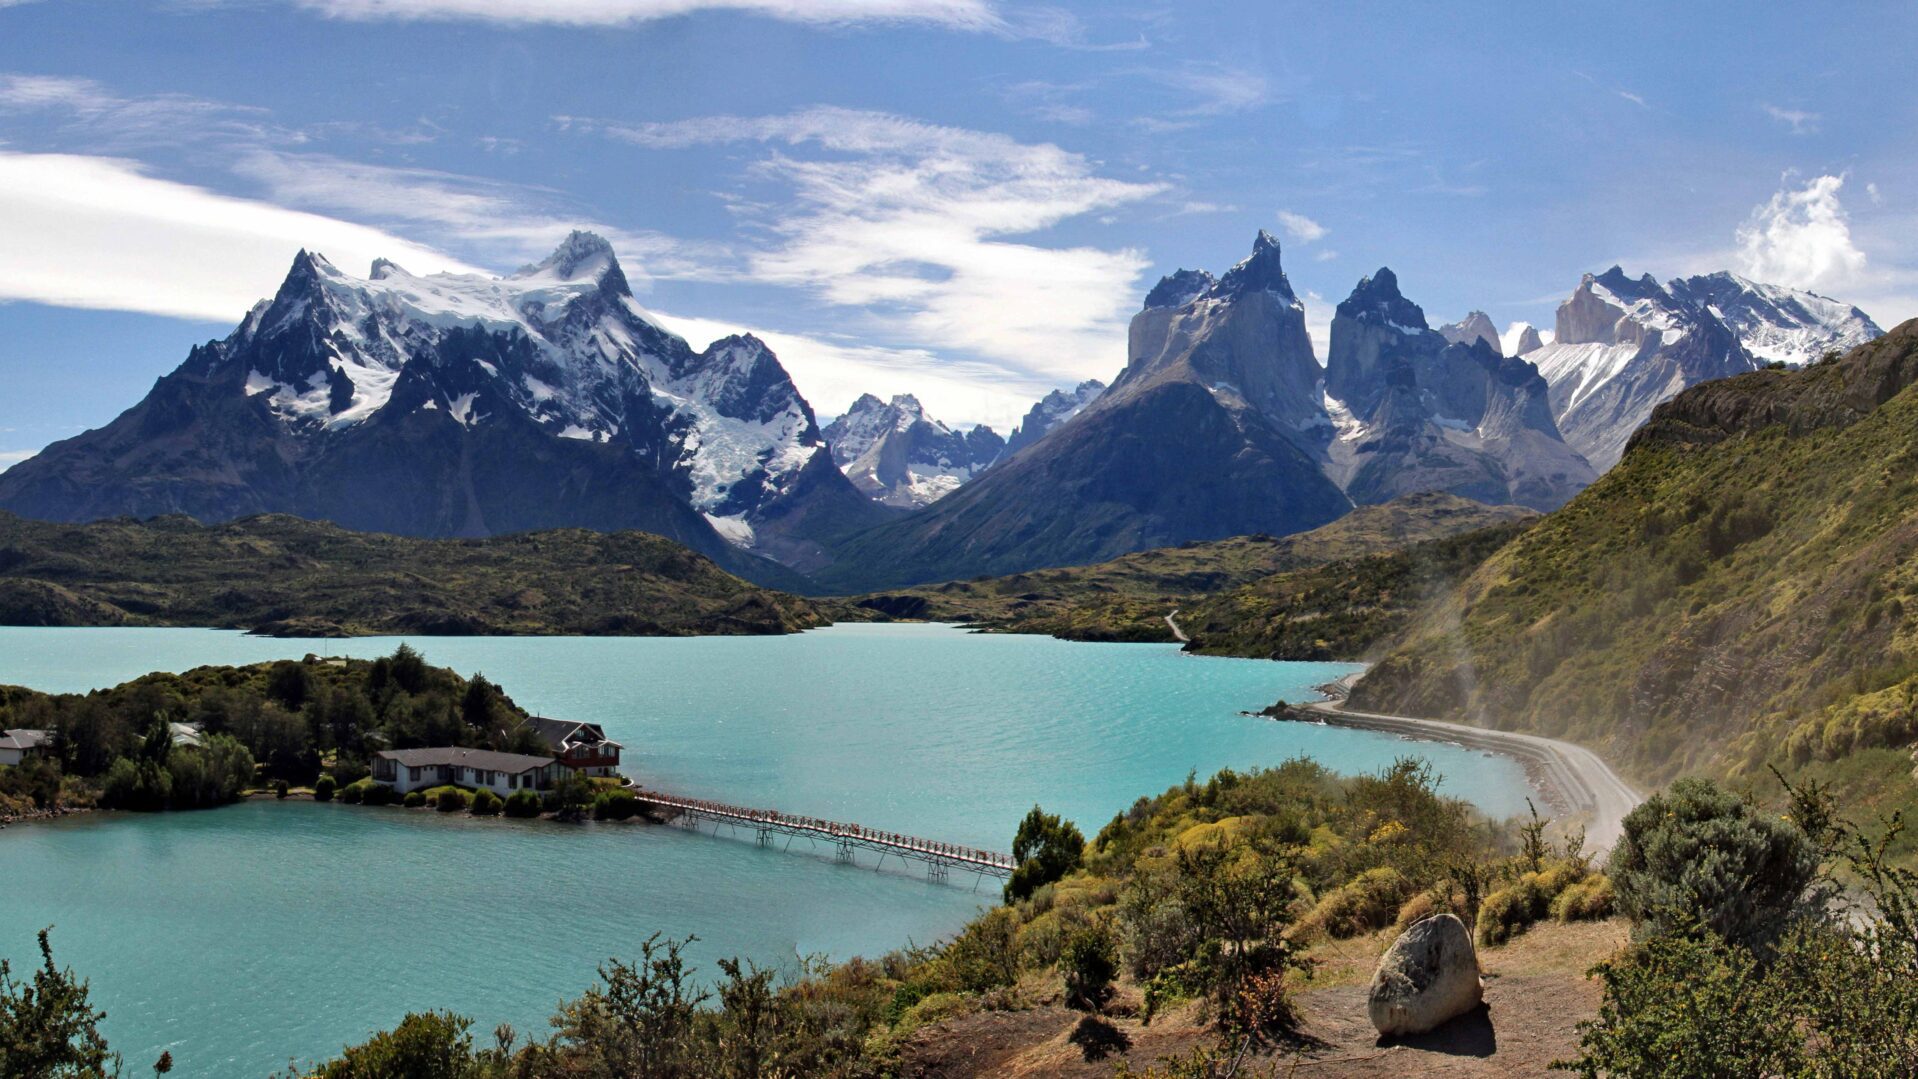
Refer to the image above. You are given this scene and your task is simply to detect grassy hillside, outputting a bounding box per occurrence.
[860,492,1534,646]
[0,512,834,637]
[1354,321,1918,809]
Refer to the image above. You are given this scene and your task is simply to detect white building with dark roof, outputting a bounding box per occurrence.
[372,747,561,796]
[518,717,623,779]
[0,729,52,767]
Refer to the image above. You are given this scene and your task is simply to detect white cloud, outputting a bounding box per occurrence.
[1736,173,1866,291]
[1275,209,1327,244]
[581,106,1164,387]
[1617,89,1647,108]
[1313,249,1338,262]
[0,73,279,150]
[283,0,1001,28]
[0,151,480,321]
[1763,104,1820,135]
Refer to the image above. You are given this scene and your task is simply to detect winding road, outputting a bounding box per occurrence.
[1300,681,1643,856]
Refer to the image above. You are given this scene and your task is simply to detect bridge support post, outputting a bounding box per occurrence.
[837,839,855,865]
[757,827,772,847]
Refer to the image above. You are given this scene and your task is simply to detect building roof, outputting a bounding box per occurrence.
[0,729,52,752]
[520,716,623,752]
[376,747,555,774]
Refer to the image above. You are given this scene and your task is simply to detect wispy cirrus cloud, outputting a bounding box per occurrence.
[1763,104,1820,135]
[1275,209,1327,244]
[573,105,1165,382]
[278,0,1003,28]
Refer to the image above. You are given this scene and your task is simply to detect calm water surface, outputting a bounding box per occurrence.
[0,624,1528,1075]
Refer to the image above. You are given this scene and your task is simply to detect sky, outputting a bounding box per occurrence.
[3,0,1917,469]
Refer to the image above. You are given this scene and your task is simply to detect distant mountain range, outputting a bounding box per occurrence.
[0,228,1886,594]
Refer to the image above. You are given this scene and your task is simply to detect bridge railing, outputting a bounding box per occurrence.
[630,789,1016,875]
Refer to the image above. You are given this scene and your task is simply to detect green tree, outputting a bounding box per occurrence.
[0,928,121,1078]
[312,1011,484,1079]
[542,935,709,1076]
[1060,925,1118,1012]
[1005,805,1085,902]
[1609,777,1821,951]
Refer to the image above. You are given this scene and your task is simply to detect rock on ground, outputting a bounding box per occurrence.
[1368,913,1483,1037]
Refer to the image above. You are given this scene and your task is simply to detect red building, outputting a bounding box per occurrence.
[519,717,623,779]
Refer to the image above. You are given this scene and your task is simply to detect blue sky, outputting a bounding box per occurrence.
[3,0,1916,467]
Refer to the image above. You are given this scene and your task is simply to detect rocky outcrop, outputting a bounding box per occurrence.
[1669,271,1882,368]
[1369,914,1483,1037]
[1438,311,1501,352]
[1505,322,1546,356]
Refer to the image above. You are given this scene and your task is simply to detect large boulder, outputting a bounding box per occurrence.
[1367,913,1483,1037]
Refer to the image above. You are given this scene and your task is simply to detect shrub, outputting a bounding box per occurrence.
[359,782,397,807]
[339,780,362,805]
[402,790,426,808]
[1553,876,1616,922]
[1060,926,1117,1012]
[1610,777,1820,951]
[1301,866,1409,939]
[470,789,502,816]
[274,779,289,800]
[592,788,639,821]
[1394,886,1465,933]
[1477,876,1548,947]
[313,774,336,802]
[435,788,469,813]
[503,789,542,819]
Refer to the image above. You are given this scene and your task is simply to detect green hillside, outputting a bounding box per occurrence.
[0,512,834,637]
[1354,321,1918,813]
[861,491,1534,645]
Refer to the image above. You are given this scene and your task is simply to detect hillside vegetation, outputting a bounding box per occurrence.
[0,512,833,637]
[1355,321,1918,812]
[861,492,1533,648]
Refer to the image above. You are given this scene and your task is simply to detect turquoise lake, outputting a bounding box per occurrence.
[0,624,1530,1076]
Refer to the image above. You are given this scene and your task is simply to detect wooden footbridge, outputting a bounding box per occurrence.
[629,788,1016,887]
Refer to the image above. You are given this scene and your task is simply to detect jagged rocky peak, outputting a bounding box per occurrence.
[1001,379,1105,459]
[1438,311,1501,353]
[1212,228,1297,300]
[1504,322,1546,356]
[1143,268,1217,310]
[516,229,620,283]
[821,392,1002,509]
[1338,268,1428,331]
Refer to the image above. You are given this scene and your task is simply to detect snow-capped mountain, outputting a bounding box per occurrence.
[1521,268,1882,469]
[0,232,884,579]
[1668,271,1882,368]
[1000,379,1105,460]
[1323,270,1595,510]
[822,393,1004,508]
[813,233,1594,591]
[1438,311,1501,352]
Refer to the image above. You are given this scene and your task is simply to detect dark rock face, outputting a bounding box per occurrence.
[0,233,879,585]
[821,394,1004,509]
[1322,270,1595,511]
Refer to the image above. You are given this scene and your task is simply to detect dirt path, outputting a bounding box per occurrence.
[1298,692,1641,855]
[1165,609,1190,643]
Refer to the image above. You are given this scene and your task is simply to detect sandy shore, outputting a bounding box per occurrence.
[1290,671,1642,855]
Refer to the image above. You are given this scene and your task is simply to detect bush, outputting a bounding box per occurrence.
[1610,777,1820,951]
[274,779,290,799]
[313,774,336,802]
[503,789,542,819]
[1394,886,1465,933]
[402,790,426,808]
[1553,875,1616,922]
[359,782,397,807]
[471,789,502,816]
[1301,866,1409,939]
[435,788,469,813]
[1476,876,1549,946]
[339,780,363,805]
[592,788,639,821]
[1060,926,1117,1012]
